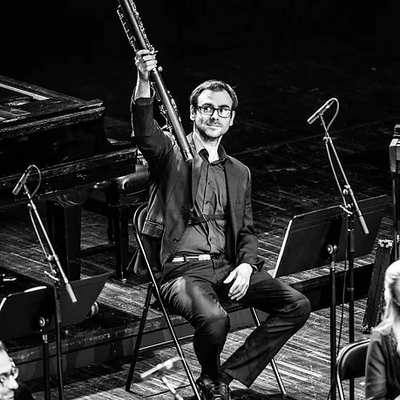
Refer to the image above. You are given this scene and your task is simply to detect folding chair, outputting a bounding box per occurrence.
[125,203,286,398]
[335,339,370,400]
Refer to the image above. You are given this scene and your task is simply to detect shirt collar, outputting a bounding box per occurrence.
[190,133,228,165]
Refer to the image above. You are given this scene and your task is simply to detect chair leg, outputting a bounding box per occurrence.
[336,378,345,400]
[269,359,287,396]
[152,290,202,400]
[250,307,287,395]
[131,204,201,399]
[125,283,153,391]
[125,284,202,399]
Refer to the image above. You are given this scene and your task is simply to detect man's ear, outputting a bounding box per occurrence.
[229,110,236,126]
[190,106,196,121]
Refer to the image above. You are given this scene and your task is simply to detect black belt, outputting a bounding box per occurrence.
[187,213,228,225]
[170,254,220,263]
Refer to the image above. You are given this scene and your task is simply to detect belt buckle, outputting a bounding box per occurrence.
[198,254,211,261]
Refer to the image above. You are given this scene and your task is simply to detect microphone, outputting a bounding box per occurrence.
[140,356,181,380]
[307,98,335,125]
[12,166,32,196]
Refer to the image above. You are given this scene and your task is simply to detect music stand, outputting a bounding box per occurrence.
[272,194,386,397]
[48,272,110,329]
[0,286,53,399]
[0,272,109,400]
[48,272,110,400]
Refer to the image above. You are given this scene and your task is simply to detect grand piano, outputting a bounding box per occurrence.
[0,75,138,280]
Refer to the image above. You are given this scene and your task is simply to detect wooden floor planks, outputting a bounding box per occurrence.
[23,300,371,399]
[2,4,400,398]
[0,164,392,399]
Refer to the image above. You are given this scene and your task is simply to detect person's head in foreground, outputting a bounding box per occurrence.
[0,341,19,400]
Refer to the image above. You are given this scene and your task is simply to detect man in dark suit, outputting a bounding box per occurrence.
[131,49,311,400]
[0,341,34,400]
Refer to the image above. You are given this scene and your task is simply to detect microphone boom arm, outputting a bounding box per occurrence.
[319,114,369,235]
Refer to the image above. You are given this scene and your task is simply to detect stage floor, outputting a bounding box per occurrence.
[1,2,400,398]
[23,298,373,400]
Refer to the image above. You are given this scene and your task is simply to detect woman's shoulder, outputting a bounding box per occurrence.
[373,320,392,336]
[371,325,395,349]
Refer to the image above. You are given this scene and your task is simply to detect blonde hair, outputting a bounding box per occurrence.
[375,259,400,333]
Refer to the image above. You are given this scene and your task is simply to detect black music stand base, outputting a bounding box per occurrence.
[0,272,109,399]
[0,286,53,400]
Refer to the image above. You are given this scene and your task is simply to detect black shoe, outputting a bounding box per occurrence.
[196,375,213,399]
[196,375,231,400]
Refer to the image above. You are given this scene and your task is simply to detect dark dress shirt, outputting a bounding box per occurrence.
[131,95,263,278]
[176,141,228,256]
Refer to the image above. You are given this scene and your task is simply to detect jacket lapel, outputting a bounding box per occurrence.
[191,152,203,208]
[225,158,238,232]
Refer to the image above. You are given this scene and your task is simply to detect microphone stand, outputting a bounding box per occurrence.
[327,243,338,400]
[19,180,77,400]
[318,115,369,400]
[389,127,400,260]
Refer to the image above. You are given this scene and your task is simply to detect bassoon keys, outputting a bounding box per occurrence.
[116,0,194,162]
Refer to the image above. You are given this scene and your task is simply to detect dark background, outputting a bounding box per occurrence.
[2,1,400,124]
[2,0,400,178]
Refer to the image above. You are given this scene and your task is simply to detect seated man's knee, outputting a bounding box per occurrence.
[296,296,311,326]
[281,292,311,328]
[196,310,230,346]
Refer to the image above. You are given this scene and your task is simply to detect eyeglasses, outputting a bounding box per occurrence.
[196,105,233,118]
[0,360,19,386]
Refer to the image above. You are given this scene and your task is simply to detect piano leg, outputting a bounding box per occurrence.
[46,201,82,281]
[105,186,130,281]
[82,186,131,281]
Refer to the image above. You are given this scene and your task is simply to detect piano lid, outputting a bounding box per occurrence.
[0,75,105,140]
[0,75,137,200]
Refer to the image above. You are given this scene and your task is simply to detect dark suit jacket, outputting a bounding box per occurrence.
[131,96,263,279]
[365,327,400,399]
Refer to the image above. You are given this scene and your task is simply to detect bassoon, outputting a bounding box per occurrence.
[116,0,194,161]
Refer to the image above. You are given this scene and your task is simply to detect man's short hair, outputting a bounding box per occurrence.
[189,80,238,110]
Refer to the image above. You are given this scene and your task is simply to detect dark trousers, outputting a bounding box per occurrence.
[160,257,311,387]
